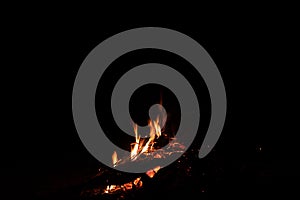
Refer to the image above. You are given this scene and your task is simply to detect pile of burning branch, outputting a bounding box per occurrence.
[80,104,192,199]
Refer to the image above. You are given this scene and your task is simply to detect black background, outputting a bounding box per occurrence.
[2,9,299,199]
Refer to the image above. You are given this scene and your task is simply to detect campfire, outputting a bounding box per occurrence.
[81,101,188,199]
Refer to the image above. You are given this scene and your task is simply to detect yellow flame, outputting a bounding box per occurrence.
[131,124,140,160]
[113,101,167,164]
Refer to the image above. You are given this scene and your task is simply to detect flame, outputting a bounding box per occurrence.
[113,106,166,164]
[109,100,187,170]
[131,124,140,160]
[130,111,165,160]
[112,151,118,167]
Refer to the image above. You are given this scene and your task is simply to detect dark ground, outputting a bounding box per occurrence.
[2,9,299,199]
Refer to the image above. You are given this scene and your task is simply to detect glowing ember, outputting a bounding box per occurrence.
[146,166,161,178]
[102,177,143,194]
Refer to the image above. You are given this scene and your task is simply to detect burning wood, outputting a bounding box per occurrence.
[146,166,161,178]
[103,177,143,194]
[81,100,189,199]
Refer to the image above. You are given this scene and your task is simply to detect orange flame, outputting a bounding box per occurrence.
[112,100,168,167]
[130,109,165,160]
